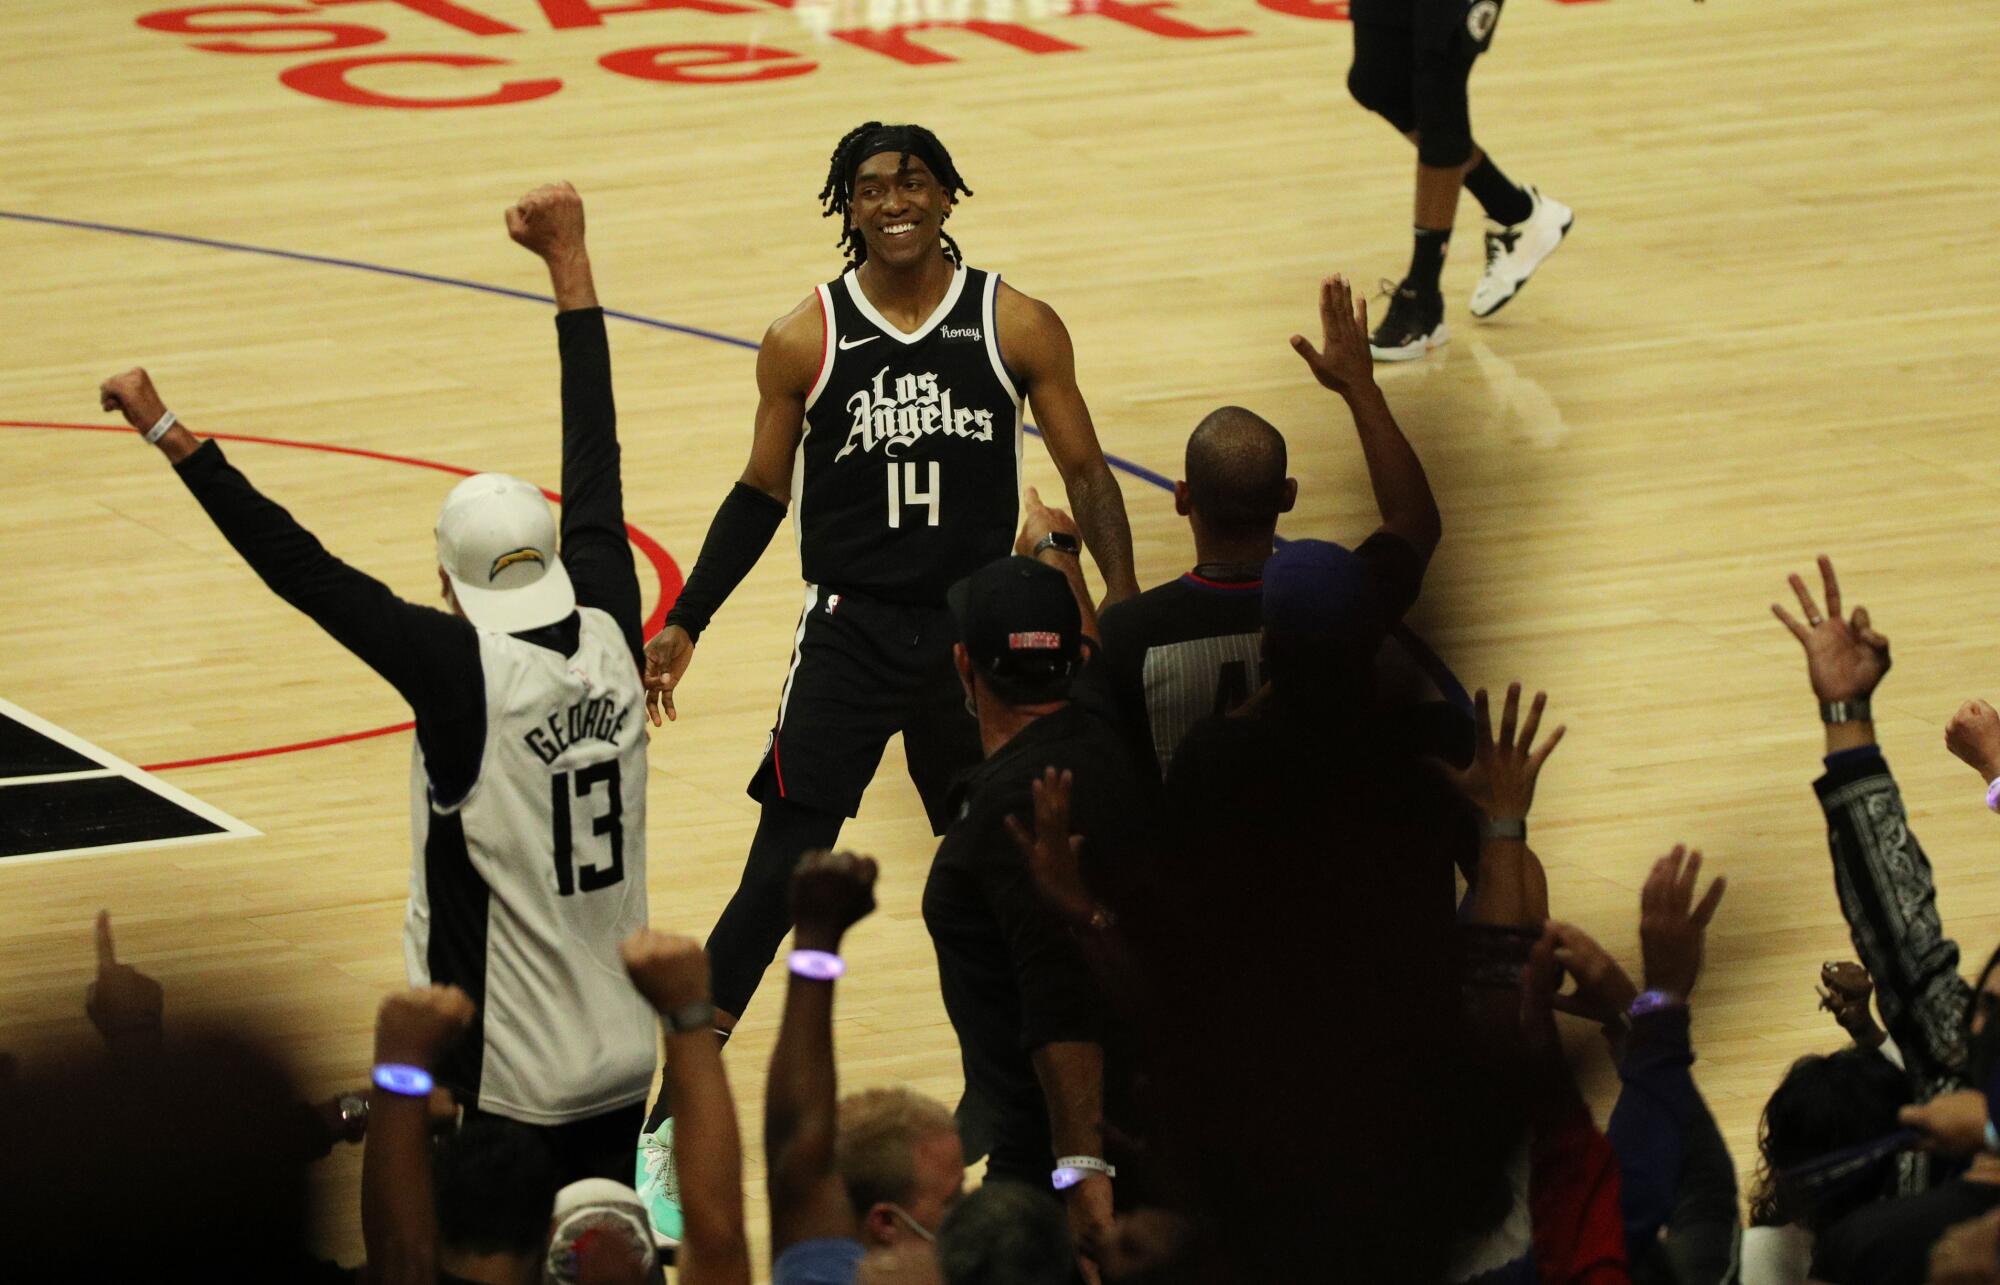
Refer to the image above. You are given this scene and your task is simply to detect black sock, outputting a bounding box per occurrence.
[1406,227,1450,296]
[1464,156,1534,226]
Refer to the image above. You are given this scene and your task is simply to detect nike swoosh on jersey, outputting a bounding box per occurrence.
[837,335,880,350]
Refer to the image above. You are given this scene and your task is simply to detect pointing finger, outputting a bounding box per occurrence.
[1818,555,1842,623]
[1788,573,1823,625]
[1692,874,1727,928]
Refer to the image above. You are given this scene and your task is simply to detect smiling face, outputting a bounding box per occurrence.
[848,150,951,269]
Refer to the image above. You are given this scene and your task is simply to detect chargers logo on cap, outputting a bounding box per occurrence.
[490,547,545,579]
[1008,631,1061,652]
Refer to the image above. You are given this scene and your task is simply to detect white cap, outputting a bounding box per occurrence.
[545,1178,659,1280]
[434,473,576,633]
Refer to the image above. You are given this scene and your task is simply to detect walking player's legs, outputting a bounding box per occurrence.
[1348,0,1566,355]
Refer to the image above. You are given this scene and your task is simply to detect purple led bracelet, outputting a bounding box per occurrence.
[1051,1166,1085,1191]
[788,949,846,981]
[1985,777,2000,814]
[372,1063,435,1097]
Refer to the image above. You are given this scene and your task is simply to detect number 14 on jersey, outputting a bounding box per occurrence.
[887,461,941,528]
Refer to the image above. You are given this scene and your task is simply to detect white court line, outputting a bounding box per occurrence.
[0,697,258,863]
[0,768,118,788]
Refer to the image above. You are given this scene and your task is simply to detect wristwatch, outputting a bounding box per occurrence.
[1033,531,1081,559]
[1820,699,1872,724]
[337,1092,370,1141]
[663,999,718,1035]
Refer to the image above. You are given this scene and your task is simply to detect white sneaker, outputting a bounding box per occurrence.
[1469,189,1573,319]
[634,1118,682,1250]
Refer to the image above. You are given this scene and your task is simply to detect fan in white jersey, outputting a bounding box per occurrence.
[97,182,654,1183]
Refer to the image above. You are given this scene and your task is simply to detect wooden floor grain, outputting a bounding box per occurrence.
[4,0,1998,1269]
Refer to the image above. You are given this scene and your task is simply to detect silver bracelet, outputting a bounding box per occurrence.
[1820,699,1872,724]
[143,409,178,445]
[1479,817,1525,842]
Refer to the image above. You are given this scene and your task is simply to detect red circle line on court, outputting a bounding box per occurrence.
[3,420,683,772]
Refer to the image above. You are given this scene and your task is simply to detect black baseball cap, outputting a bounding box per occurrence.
[948,556,1083,704]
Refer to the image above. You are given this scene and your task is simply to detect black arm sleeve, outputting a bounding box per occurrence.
[663,482,788,643]
[172,439,487,801]
[552,308,644,664]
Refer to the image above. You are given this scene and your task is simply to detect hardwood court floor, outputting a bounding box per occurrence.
[3,0,1997,1267]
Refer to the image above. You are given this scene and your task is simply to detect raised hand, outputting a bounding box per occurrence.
[1013,486,1082,559]
[642,625,695,726]
[1947,699,2000,783]
[98,368,170,436]
[790,849,879,950]
[506,181,586,262]
[1288,274,1377,400]
[1544,920,1639,1026]
[1004,767,1098,927]
[373,985,476,1071]
[620,929,711,1016]
[86,910,163,1046]
[1771,555,1890,703]
[1453,683,1566,822]
[1639,845,1726,1001]
[1898,1089,1991,1156]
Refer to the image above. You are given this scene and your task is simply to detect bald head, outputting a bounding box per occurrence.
[1184,407,1291,533]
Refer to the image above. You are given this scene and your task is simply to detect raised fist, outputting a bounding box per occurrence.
[620,929,711,1015]
[507,181,586,262]
[790,849,879,947]
[99,368,170,435]
[1947,699,2000,783]
[374,985,476,1070]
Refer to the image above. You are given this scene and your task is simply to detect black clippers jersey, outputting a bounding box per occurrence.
[796,264,1025,603]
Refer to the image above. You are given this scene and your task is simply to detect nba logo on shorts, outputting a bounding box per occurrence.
[1466,0,1499,41]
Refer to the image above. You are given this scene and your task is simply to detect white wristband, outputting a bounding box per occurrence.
[143,410,178,445]
[1051,1155,1115,1189]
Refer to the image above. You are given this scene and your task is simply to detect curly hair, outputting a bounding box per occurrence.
[818,121,973,267]
[1746,1047,1909,1231]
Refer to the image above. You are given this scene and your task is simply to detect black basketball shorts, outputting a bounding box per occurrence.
[747,586,983,833]
[1347,0,1505,168]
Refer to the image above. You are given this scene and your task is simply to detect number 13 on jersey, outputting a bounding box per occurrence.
[887,461,941,528]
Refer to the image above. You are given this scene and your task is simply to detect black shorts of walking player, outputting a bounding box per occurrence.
[747,586,983,828]
[1347,0,1505,169]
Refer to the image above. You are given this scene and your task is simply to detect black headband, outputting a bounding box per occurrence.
[847,126,948,193]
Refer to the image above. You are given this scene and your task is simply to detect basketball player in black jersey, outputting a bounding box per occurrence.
[631,122,1139,1242]
[1347,0,1574,360]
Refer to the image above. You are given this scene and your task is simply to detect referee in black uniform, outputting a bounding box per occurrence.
[1095,276,1445,777]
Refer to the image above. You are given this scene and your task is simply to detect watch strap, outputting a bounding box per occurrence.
[1820,699,1872,724]
[663,999,718,1035]
[1033,532,1081,558]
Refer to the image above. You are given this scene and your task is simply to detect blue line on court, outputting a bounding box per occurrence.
[0,208,1181,486]
[2,207,1462,709]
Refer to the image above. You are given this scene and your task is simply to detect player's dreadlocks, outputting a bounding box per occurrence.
[818,122,974,268]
